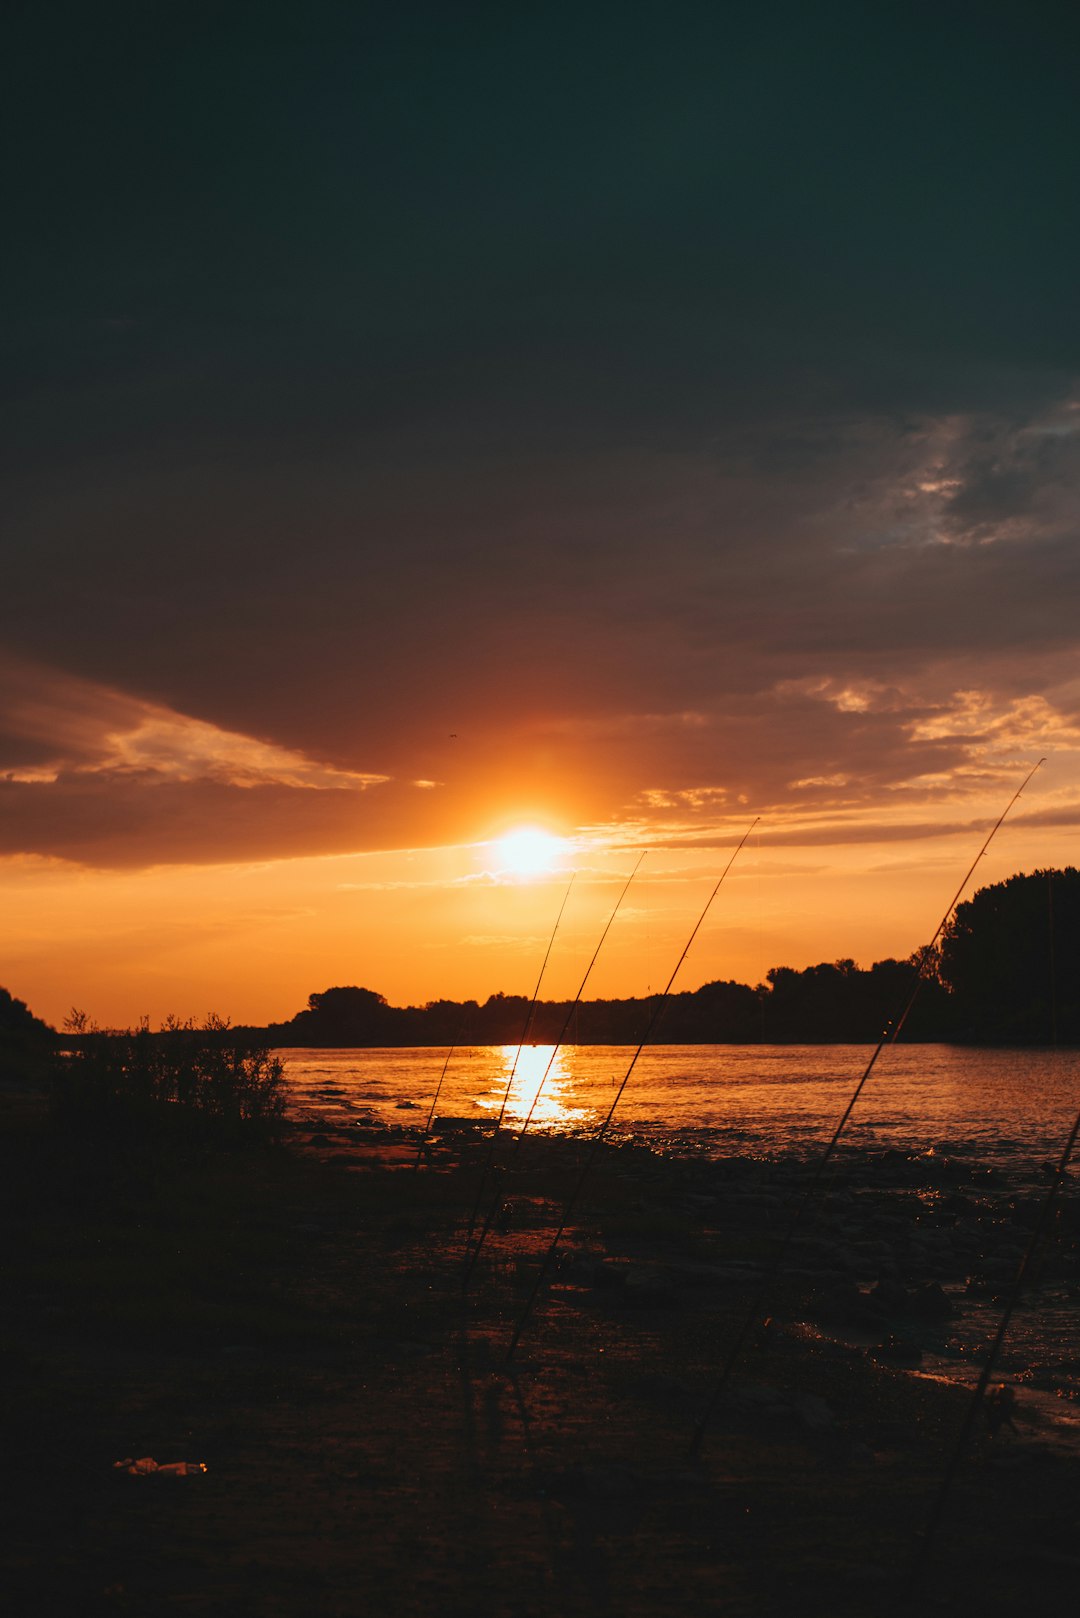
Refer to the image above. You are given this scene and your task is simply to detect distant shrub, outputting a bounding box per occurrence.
[54,1012,287,1142]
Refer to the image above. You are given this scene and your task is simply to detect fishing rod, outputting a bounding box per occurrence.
[687,756,1046,1458]
[908,1094,1080,1593]
[412,1030,466,1173]
[505,817,760,1361]
[461,872,576,1263]
[519,851,648,1142]
[461,850,647,1292]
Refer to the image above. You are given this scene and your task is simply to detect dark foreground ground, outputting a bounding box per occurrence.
[3,1091,1078,1618]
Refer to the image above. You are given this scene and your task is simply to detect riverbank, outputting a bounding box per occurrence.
[4,1100,1078,1616]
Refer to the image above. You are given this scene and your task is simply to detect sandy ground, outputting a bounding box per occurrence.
[4,1104,1079,1617]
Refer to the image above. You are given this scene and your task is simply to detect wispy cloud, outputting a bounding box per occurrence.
[82,713,385,791]
[0,654,385,791]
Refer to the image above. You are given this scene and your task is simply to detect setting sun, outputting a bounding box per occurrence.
[494,827,568,877]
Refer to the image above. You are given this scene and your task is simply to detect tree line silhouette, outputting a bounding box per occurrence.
[263,960,951,1047]
[263,868,1078,1048]
[3,869,1076,1061]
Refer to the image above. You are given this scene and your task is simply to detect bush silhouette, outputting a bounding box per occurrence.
[55,1013,286,1141]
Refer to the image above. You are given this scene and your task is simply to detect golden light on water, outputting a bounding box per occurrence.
[494,1043,583,1129]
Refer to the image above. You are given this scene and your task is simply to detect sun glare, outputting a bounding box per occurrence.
[494,1044,584,1129]
[495,827,565,876]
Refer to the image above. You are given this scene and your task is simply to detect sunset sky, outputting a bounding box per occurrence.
[3,3,1079,1028]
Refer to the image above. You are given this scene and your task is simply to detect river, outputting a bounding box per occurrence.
[282,1042,1080,1443]
[281,1042,1080,1183]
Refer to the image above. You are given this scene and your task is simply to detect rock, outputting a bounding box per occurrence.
[790,1392,835,1433]
[812,1281,884,1329]
[910,1281,954,1320]
[588,1258,631,1290]
[967,1256,1020,1295]
[869,1279,910,1314]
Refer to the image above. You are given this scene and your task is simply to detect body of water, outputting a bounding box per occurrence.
[282,1042,1080,1185]
[283,1043,1080,1441]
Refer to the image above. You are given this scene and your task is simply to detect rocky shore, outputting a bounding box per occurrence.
[5,1103,1079,1616]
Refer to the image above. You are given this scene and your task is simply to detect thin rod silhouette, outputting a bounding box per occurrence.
[688,756,1045,1458]
[506,818,759,1360]
[461,873,576,1259]
[462,851,646,1291]
[412,1034,465,1173]
[517,852,648,1141]
[909,1096,1080,1590]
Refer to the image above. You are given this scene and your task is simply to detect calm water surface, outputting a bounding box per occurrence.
[281,1043,1080,1180]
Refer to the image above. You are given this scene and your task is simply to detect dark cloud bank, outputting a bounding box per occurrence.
[3,3,1078,867]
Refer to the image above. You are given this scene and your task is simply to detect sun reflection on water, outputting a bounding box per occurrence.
[492,1044,584,1130]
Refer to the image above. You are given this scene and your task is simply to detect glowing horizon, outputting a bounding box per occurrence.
[3,751,1072,1030]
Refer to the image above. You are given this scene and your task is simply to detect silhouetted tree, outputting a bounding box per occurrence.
[0,986,55,1081]
[760,956,953,1042]
[0,987,52,1041]
[476,993,533,1044]
[660,980,763,1042]
[938,868,1080,1043]
[289,987,394,1045]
